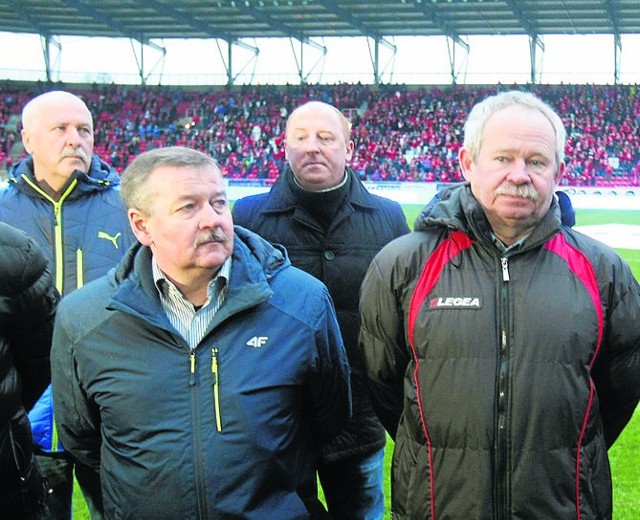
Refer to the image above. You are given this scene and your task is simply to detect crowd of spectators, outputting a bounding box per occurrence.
[0,81,638,187]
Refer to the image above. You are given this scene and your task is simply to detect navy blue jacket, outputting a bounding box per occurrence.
[0,155,135,453]
[51,227,351,519]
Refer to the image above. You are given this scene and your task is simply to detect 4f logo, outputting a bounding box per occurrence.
[246,336,268,348]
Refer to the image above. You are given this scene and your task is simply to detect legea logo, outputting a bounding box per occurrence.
[430,296,482,309]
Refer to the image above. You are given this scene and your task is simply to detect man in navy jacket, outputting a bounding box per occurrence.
[52,146,351,519]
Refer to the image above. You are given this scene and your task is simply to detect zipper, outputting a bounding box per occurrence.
[495,256,511,520]
[189,351,196,386]
[211,348,222,432]
[21,174,78,294]
[76,248,84,289]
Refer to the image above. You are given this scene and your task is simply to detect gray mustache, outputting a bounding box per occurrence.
[61,147,89,162]
[495,184,540,201]
[195,229,229,247]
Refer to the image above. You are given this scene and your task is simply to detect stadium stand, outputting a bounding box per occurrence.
[0,81,638,187]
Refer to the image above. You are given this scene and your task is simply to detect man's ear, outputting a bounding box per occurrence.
[21,128,32,154]
[128,209,152,246]
[554,161,566,185]
[345,140,355,161]
[459,148,474,181]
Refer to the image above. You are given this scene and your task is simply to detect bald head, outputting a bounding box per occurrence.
[21,91,95,193]
[284,101,354,191]
[22,91,93,132]
[285,101,351,143]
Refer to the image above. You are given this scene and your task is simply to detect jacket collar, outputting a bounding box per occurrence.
[415,183,563,251]
[108,226,289,330]
[10,155,121,199]
[260,166,379,214]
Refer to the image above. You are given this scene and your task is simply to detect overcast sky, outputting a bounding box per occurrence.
[1,31,640,86]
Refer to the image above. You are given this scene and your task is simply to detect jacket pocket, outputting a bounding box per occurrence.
[8,411,49,516]
[579,435,612,519]
[393,429,433,519]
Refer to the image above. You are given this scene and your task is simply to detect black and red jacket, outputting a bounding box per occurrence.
[360,183,640,520]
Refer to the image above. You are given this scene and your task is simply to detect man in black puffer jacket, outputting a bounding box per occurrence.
[233,101,410,520]
[359,90,640,519]
[0,222,59,518]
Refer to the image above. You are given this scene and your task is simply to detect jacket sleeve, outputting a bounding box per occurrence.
[391,200,411,238]
[8,233,59,411]
[358,253,411,440]
[51,299,102,469]
[591,256,640,448]
[306,286,352,441]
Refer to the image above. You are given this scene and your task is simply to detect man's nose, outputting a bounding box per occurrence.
[304,135,321,153]
[200,203,224,227]
[507,159,531,183]
[66,127,82,146]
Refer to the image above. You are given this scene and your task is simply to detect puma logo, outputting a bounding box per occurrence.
[98,231,122,249]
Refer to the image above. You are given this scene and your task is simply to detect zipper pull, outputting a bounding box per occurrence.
[501,257,510,282]
[212,348,222,432]
[189,351,196,386]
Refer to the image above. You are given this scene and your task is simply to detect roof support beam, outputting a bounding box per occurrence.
[613,35,621,85]
[236,2,307,42]
[290,37,327,84]
[130,39,167,85]
[504,0,540,37]
[60,0,146,44]
[413,2,469,52]
[603,0,622,83]
[40,34,61,83]
[529,35,544,84]
[316,0,396,52]
[367,37,397,85]
[446,35,469,85]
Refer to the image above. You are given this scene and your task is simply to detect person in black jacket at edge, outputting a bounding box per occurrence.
[359,90,640,520]
[0,222,59,518]
[233,100,411,520]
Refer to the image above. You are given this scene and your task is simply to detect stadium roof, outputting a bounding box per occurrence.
[0,0,638,44]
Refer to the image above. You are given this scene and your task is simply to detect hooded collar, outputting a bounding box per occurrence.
[10,154,121,200]
[414,183,563,252]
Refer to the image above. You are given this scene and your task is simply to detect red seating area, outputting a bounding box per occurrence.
[1,81,639,187]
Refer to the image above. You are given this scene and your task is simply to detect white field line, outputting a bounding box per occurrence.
[574,224,640,251]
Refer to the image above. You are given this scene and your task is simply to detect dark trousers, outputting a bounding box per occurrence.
[37,454,103,520]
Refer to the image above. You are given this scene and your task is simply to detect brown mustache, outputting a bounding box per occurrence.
[195,229,229,247]
[495,184,540,201]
